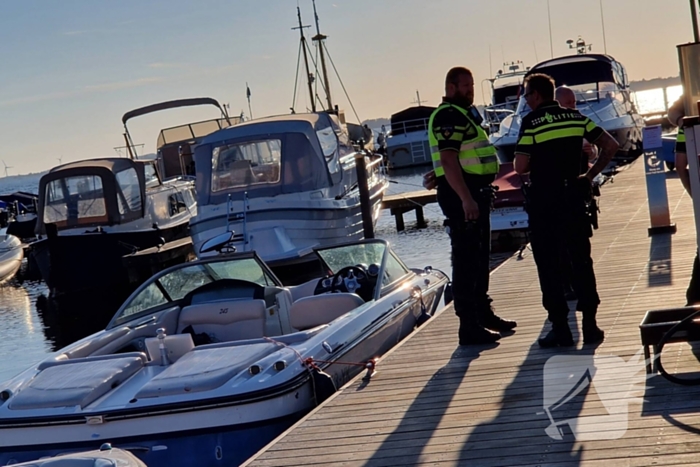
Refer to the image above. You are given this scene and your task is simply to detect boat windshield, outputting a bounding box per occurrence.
[317,242,386,275]
[111,256,278,325]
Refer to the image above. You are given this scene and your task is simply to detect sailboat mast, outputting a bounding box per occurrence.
[295,7,316,112]
[312,0,333,111]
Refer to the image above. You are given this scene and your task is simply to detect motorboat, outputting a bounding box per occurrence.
[489,53,644,164]
[384,105,436,169]
[189,112,388,272]
[30,157,196,301]
[0,191,39,241]
[6,444,147,467]
[0,235,450,467]
[121,97,240,179]
[0,234,23,283]
[482,61,528,134]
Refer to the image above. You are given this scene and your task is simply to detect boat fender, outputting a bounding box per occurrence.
[311,369,337,405]
[444,282,453,305]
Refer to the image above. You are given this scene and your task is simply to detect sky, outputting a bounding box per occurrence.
[0,0,696,174]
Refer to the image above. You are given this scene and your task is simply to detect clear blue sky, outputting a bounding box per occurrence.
[0,0,695,174]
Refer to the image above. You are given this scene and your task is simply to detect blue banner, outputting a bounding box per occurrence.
[643,125,674,234]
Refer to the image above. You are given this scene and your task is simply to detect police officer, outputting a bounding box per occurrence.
[673,128,700,305]
[429,66,517,346]
[514,73,619,347]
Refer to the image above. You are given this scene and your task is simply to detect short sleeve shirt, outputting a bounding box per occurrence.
[514,102,604,186]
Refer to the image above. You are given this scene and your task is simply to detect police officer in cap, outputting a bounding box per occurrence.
[514,73,619,347]
[428,66,517,346]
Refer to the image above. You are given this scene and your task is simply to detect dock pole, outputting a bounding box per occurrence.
[355,151,375,239]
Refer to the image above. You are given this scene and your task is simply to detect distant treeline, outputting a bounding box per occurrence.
[629,76,681,92]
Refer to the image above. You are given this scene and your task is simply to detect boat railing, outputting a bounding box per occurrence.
[483,103,515,133]
[388,117,430,138]
[571,88,630,120]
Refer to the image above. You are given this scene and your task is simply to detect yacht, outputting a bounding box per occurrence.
[489,53,644,164]
[482,61,529,134]
[384,104,436,170]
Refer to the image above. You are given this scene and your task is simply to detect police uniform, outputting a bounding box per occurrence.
[429,97,516,343]
[675,129,700,305]
[515,101,604,345]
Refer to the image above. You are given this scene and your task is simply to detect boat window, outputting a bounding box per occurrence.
[211,139,282,192]
[121,282,168,318]
[158,264,215,301]
[168,192,188,216]
[43,175,107,226]
[317,242,386,274]
[115,168,142,215]
[381,251,410,287]
[143,163,161,188]
[206,258,276,286]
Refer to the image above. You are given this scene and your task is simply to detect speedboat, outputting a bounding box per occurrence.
[6,444,147,467]
[0,234,23,283]
[489,53,644,164]
[188,112,388,271]
[30,157,196,302]
[384,105,436,169]
[0,235,450,467]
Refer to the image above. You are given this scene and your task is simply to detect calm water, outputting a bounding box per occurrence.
[0,168,491,383]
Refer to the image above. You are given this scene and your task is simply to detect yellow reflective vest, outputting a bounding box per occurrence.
[428,103,499,177]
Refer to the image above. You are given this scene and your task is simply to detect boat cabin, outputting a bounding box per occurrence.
[193,113,357,206]
[36,158,157,233]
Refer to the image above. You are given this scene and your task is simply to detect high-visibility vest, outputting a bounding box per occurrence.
[428,103,499,177]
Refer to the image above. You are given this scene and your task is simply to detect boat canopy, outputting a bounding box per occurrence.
[389,106,436,136]
[36,158,148,233]
[526,54,619,88]
[194,113,352,206]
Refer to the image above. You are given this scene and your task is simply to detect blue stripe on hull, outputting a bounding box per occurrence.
[0,412,304,467]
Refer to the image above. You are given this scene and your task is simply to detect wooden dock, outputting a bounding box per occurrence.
[382,189,436,232]
[247,161,700,467]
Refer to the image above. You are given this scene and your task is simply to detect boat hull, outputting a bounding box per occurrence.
[30,223,191,298]
[0,235,23,283]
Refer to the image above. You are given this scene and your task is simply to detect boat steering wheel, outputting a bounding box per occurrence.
[315,265,373,301]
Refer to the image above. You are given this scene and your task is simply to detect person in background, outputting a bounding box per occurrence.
[514,73,619,348]
[670,97,700,305]
[428,66,516,346]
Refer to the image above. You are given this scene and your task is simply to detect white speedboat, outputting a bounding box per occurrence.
[0,234,23,283]
[489,53,644,164]
[6,444,147,467]
[0,235,449,467]
[30,157,196,300]
[189,112,388,269]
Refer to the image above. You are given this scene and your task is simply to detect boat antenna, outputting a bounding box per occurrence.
[599,0,608,54]
[292,7,316,113]
[246,83,254,119]
[312,0,333,111]
[411,90,426,106]
[547,0,554,58]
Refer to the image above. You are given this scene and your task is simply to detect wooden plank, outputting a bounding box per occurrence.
[246,161,700,467]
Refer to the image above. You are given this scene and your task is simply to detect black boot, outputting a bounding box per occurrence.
[538,323,574,348]
[459,317,501,345]
[479,303,517,332]
[582,314,604,345]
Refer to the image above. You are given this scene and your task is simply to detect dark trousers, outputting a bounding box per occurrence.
[447,196,492,323]
[687,250,700,306]
[529,194,600,326]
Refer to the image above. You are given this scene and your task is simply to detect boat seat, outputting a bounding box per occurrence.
[144,333,195,363]
[177,299,267,343]
[287,277,321,302]
[289,293,364,331]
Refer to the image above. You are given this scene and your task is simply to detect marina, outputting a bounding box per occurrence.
[1,0,700,465]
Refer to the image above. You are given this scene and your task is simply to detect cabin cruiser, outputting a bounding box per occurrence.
[0,236,449,467]
[121,97,240,179]
[189,112,388,269]
[30,157,196,301]
[482,61,529,134]
[384,105,436,169]
[489,54,644,164]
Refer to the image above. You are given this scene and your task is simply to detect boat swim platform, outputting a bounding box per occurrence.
[246,161,700,467]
